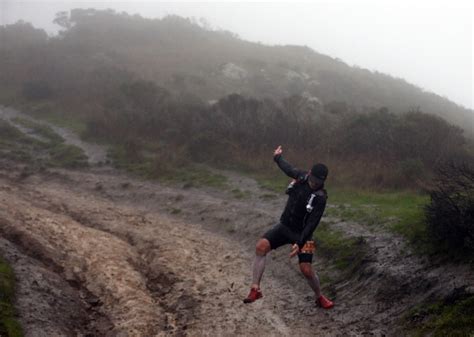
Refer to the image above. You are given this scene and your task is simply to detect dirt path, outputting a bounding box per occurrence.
[0,106,108,164]
[0,168,326,336]
[0,236,112,337]
[0,107,473,336]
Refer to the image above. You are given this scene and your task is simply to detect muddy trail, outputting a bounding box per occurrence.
[0,107,473,336]
[0,106,107,165]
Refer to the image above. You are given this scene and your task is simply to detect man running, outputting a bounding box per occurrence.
[243,145,334,309]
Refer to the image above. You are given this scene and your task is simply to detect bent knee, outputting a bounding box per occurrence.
[255,239,271,256]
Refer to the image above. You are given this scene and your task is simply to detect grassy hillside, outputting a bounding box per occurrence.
[0,9,472,190]
[0,9,473,136]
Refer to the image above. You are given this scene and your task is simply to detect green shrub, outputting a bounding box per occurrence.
[49,143,88,168]
[405,290,474,337]
[425,162,474,257]
[0,257,23,337]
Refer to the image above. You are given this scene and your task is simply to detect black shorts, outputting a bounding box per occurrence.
[262,223,314,263]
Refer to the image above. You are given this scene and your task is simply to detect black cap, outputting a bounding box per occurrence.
[310,163,328,181]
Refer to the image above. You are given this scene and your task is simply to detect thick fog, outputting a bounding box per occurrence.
[1,0,472,109]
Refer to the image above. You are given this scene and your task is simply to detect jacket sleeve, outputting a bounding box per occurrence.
[273,154,305,180]
[297,195,327,248]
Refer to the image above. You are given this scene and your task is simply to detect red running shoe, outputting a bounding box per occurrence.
[317,294,334,309]
[243,288,263,304]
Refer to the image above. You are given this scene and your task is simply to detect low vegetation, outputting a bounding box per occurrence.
[405,290,474,337]
[0,119,87,169]
[48,143,89,169]
[23,103,87,137]
[0,257,23,337]
[108,143,228,189]
[11,117,64,143]
[314,220,367,273]
[231,188,251,199]
[327,189,428,238]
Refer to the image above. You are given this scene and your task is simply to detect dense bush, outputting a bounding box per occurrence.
[425,162,474,255]
[77,83,472,188]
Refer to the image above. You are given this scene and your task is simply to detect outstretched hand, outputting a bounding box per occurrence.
[290,243,300,258]
[274,145,283,156]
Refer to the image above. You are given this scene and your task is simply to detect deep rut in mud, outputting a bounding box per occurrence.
[0,169,301,336]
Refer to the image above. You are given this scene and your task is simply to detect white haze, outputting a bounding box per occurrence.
[1,0,473,110]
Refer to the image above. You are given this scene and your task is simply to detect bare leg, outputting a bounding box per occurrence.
[299,262,321,298]
[251,239,271,289]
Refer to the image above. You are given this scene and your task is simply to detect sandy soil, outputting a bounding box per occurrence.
[0,107,472,336]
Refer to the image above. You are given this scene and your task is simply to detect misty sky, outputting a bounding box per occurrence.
[1,0,472,109]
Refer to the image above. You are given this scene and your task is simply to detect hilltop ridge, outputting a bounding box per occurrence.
[1,9,473,135]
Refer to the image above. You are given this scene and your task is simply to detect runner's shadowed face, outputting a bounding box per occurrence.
[308,175,324,190]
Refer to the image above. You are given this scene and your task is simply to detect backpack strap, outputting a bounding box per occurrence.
[286,174,308,194]
[306,189,327,212]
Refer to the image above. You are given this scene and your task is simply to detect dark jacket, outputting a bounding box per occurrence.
[274,154,327,248]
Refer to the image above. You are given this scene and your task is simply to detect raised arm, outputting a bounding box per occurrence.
[273,145,305,180]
